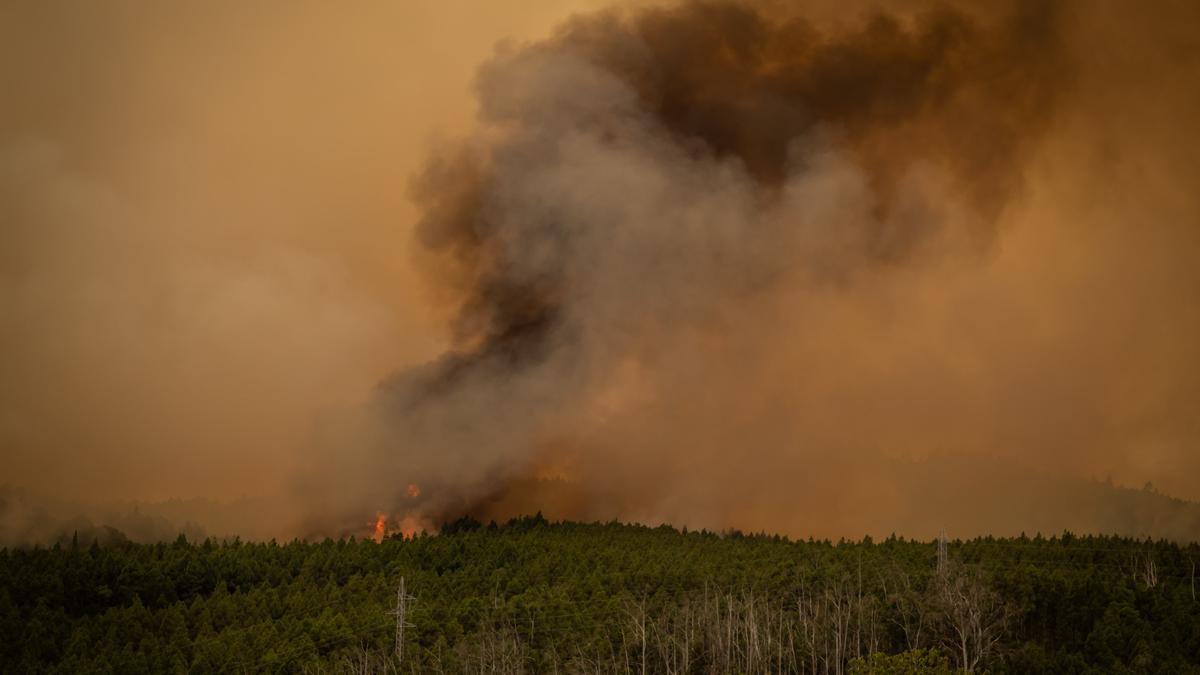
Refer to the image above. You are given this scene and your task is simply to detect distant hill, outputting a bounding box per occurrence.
[0,489,276,546]
[4,456,1200,547]
[469,456,1200,542]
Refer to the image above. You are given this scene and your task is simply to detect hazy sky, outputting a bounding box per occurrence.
[0,0,608,502]
[2,1,1198,541]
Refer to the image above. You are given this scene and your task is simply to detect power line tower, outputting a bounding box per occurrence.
[389,577,416,666]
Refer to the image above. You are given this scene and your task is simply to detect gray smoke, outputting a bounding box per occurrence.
[304,0,1200,540]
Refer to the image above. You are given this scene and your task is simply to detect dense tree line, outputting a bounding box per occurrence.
[1,516,1198,673]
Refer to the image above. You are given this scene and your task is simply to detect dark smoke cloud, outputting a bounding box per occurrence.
[302,0,1200,540]
[418,0,1067,357]
[556,0,1063,223]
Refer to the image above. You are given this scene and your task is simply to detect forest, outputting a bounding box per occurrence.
[2,516,1198,673]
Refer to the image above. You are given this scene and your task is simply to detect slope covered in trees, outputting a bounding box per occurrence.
[2,517,1198,673]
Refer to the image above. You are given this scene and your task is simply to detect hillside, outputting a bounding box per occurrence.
[2,517,1198,673]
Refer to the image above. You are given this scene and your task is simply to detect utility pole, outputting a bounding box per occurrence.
[389,577,416,666]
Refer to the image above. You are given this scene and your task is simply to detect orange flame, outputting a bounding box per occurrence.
[407,483,421,498]
[398,514,422,539]
[372,512,387,543]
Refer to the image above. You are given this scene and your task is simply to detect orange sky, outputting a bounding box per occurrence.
[0,1,610,502]
[1,1,1198,541]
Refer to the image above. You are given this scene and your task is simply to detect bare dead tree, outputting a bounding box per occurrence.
[794,575,883,675]
[336,642,397,675]
[933,563,1011,673]
[620,597,648,675]
[882,565,931,651]
[1141,551,1159,590]
[455,596,528,675]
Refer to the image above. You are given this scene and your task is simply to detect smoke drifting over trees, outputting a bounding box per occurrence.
[305,0,1200,539]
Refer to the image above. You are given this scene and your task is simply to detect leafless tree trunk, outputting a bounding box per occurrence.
[933,563,1011,673]
[883,565,931,651]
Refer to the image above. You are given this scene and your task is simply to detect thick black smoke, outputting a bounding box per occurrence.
[307,0,1200,540]
[414,0,1065,365]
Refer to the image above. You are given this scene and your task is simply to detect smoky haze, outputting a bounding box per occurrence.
[2,1,1199,543]
[0,0,606,540]
[307,0,1200,540]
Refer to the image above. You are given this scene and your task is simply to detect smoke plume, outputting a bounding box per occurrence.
[308,0,1200,540]
[3,1,1198,543]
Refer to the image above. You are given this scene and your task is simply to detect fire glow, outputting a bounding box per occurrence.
[372,512,387,543]
[368,484,425,542]
[369,513,426,541]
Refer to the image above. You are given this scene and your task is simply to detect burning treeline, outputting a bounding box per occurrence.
[307,0,1200,539]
